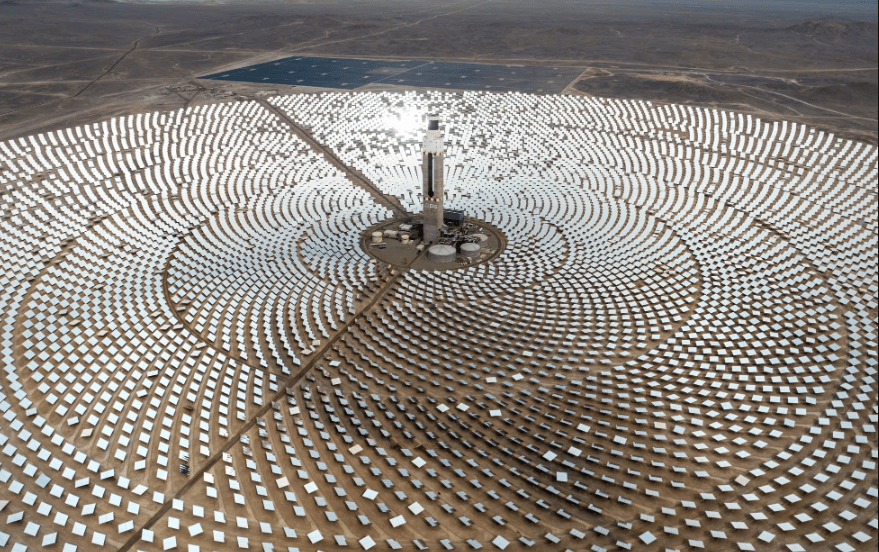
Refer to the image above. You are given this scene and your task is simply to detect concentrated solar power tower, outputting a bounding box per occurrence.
[422,114,445,242]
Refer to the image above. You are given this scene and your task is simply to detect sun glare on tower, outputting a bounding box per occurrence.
[385,108,422,138]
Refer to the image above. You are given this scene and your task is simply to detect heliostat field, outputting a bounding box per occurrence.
[0,91,876,552]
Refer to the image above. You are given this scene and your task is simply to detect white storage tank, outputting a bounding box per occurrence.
[427,244,456,263]
[460,242,481,258]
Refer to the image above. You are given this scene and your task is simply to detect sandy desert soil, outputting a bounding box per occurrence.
[0,0,876,143]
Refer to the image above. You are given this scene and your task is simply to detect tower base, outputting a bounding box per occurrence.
[423,224,439,243]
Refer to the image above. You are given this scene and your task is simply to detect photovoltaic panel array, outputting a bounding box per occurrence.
[201,56,583,94]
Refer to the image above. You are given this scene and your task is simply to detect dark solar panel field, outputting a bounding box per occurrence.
[201,56,584,94]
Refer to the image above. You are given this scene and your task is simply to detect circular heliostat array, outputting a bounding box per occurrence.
[0,92,875,552]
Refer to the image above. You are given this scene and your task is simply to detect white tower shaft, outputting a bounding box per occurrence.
[422,115,445,243]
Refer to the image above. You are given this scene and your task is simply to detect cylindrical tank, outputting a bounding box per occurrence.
[427,244,456,263]
[400,233,410,244]
[473,233,489,243]
[460,242,481,258]
[371,231,383,244]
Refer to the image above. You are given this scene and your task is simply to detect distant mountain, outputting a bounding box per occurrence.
[783,20,878,41]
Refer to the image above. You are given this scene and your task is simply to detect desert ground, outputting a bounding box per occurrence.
[0,0,876,143]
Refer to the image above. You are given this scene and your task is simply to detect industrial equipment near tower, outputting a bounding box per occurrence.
[362,112,505,270]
